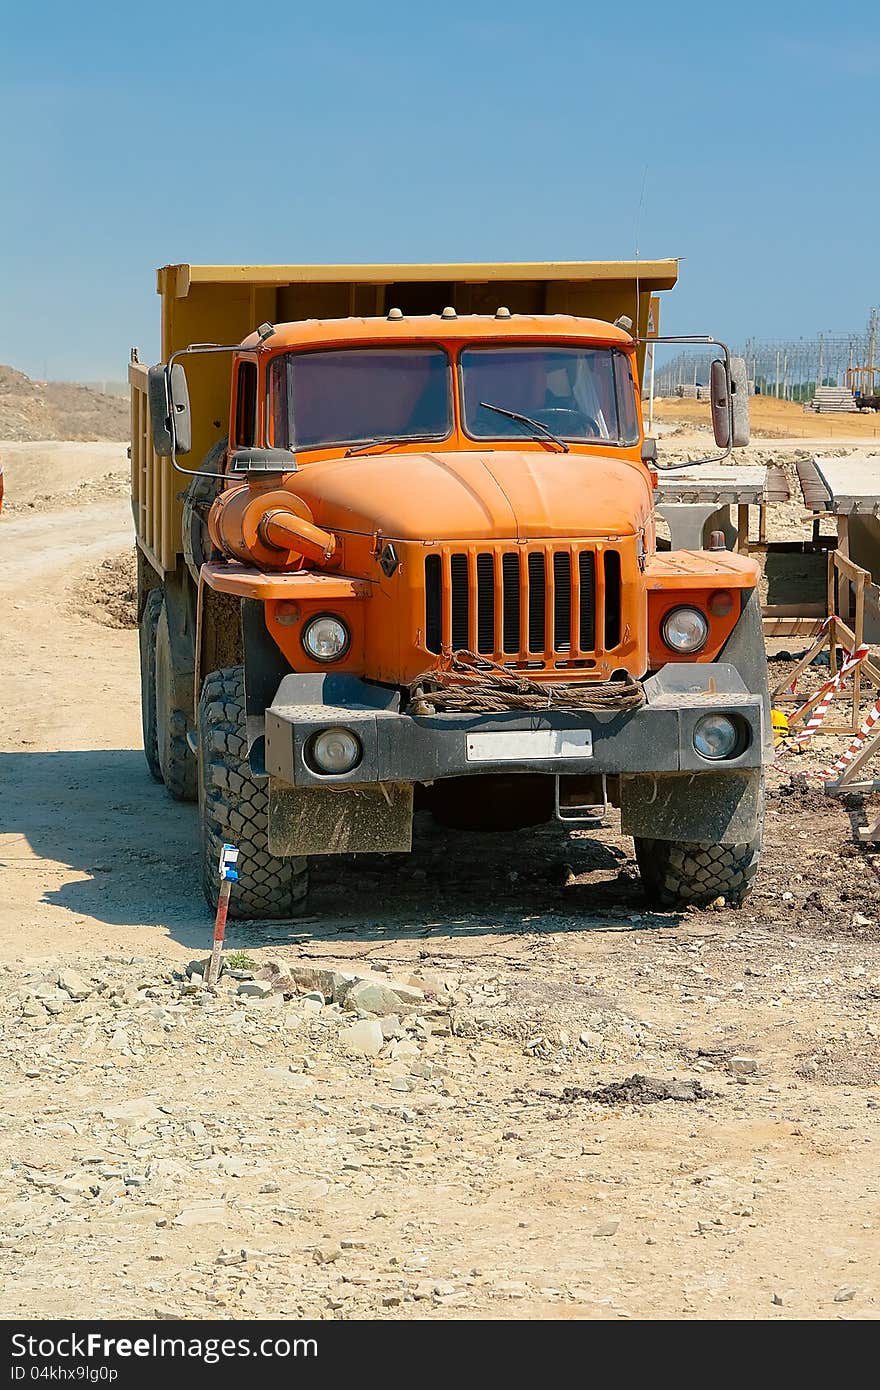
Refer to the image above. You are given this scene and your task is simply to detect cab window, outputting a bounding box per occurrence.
[460,345,628,444]
[613,351,640,444]
[235,361,258,446]
[269,348,452,450]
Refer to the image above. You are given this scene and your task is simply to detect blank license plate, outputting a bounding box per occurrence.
[465,730,593,763]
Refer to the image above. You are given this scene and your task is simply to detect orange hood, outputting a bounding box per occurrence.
[289,449,652,543]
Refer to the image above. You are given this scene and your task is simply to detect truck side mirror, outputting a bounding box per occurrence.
[710,355,750,449]
[710,360,731,448]
[147,362,192,457]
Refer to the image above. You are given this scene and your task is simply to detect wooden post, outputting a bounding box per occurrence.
[774,550,876,736]
[852,565,866,732]
[737,504,750,553]
[826,552,838,678]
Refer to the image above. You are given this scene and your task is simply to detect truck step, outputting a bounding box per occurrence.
[555,774,608,825]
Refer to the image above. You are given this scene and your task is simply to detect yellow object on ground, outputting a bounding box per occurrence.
[772,706,806,755]
[772,708,790,746]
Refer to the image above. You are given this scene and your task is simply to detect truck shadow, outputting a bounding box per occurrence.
[1,749,671,951]
[1,749,201,942]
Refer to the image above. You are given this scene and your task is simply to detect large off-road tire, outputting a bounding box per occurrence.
[155,597,198,802]
[634,834,762,909]
[198,666,309,919]
[139,588,163,783]
[182,440,225,586]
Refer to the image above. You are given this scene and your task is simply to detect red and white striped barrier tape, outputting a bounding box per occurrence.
[821,698,880,783]
[787,643,868,744]
[784,644,867,745]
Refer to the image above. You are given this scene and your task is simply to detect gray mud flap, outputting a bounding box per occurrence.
[620,770,762,844]
[268,780,413,856]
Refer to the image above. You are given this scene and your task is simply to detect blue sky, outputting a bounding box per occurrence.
[0,0,877,379]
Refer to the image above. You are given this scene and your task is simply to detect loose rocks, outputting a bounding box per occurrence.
[340,1020,385,1057]
[57,969,92,1001]
[237,981,273,999]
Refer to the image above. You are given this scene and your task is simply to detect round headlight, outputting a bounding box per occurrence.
[662,606,709,654]
[306,727,362,775]
[302,614,350,663]
[693,714,739,760]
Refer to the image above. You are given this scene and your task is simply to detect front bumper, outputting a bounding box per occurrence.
[264,663,766,788]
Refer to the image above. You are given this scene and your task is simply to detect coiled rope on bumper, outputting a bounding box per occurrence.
[408,650,646,715]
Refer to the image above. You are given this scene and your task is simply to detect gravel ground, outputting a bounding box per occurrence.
[2,755,879,1321]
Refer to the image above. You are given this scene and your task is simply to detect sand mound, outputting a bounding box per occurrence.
[74,551,137,628]
[0,365,128,441]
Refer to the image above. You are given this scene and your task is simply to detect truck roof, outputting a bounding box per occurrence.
[240,313,636,352]
[161,260,679,298]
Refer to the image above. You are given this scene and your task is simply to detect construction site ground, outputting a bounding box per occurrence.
[1,422,879,1322]
[652,393,880,443]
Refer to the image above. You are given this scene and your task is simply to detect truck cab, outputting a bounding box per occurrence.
[132,262,768,919]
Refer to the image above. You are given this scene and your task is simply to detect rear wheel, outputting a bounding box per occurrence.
[139,588,163,782]
[154,596,197,802]
[634,833,762,909]
[197,666,309,919]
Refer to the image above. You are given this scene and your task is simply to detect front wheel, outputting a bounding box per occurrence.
[197,666,309,920]
[634,833,762,909]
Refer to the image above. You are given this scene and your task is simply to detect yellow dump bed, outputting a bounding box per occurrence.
[131,259,678,574]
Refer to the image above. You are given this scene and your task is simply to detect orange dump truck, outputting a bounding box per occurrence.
[131,260,767,919]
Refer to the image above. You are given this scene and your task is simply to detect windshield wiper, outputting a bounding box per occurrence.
[344,435,443,457]
[478,401,570,452]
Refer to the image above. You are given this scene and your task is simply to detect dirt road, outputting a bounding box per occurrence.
[1,441,879,1321]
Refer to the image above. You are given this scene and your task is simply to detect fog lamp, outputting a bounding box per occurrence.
[306,727,362,775]
[693,714,739,761]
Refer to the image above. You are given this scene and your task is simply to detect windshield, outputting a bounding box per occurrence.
[460,345,639,445]
[270,347,452,450]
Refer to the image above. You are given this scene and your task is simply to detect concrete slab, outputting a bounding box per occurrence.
[806,454,880,513]
[654,464,788,506]
[654,464,788,550]
[797,455,880,643]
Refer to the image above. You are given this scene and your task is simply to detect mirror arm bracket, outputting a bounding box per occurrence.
[164,343,251,481]
[635,334,748,469]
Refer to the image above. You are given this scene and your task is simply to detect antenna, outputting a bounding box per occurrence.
[634,164,648,261]
[633,164,649,404]
[633,164,648,328]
